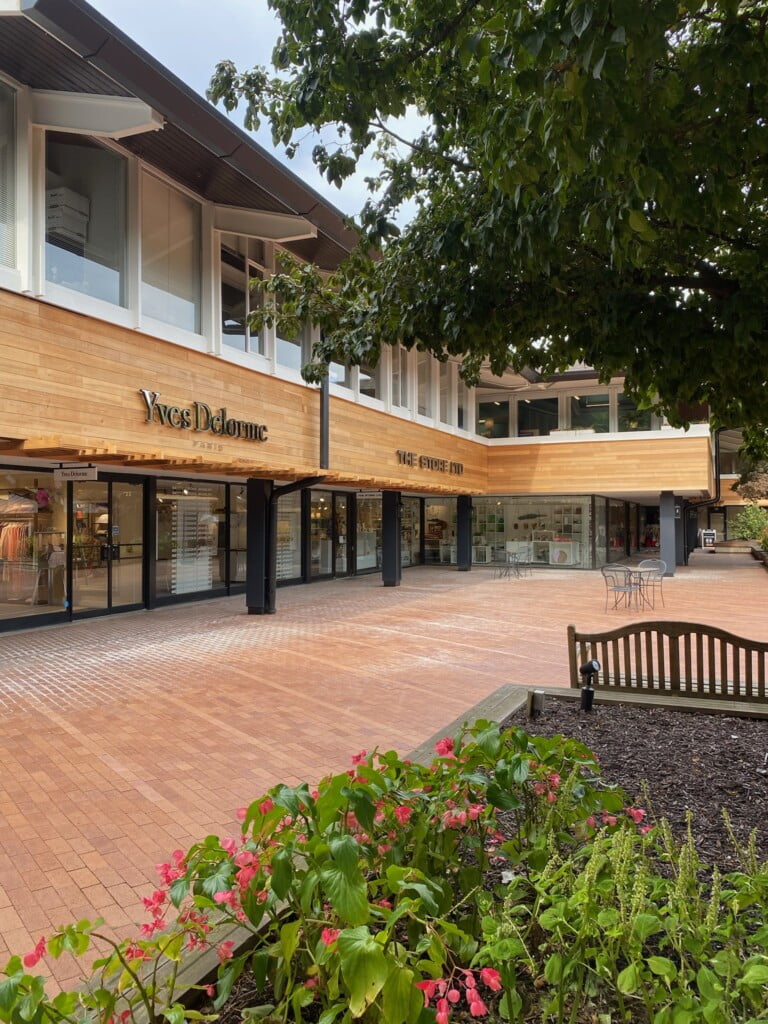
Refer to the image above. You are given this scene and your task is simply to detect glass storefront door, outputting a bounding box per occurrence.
[72,479,144,613]
[310,491,333,578]
[334,495,349,575]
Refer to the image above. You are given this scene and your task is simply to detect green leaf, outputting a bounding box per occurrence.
[320,838,370,925]
[739,963,768,987]
[544,953,563,984]
[617,962,641,994]
[697,966,723,1002]
[570,3,593,37]
[280,920,302,964]
[382,965,422,1024]
[631,913,663,942]
[648,956,677,981]
[628,209,656,239]
[271,848,294,900]
[0,979,20,1016]
[338,926,390,1017]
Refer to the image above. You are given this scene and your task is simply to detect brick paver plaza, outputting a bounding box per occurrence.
[0,552,766,987]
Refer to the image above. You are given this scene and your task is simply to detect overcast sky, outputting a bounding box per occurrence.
[90,0,375,217]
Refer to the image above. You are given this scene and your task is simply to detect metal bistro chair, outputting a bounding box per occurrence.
[496,551,521,579]
[637,558,666,609]
[601,565,640,611]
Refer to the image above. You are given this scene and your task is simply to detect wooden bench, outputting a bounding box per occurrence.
[568,621,768,711]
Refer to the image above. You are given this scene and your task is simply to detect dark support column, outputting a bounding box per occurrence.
[381,490,402,587]
[456,495,472,571]
[246,478,274,614]
[144,477,157,609]
[674,497,686,567]
[659,491,676,576]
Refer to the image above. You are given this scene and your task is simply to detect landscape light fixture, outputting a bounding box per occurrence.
[579,659,600,712]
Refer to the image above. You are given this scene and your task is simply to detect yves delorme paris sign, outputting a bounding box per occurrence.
[139,389,268,442]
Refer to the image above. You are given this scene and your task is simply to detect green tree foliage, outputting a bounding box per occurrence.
[209,0,768,444]
[730,502,768,540]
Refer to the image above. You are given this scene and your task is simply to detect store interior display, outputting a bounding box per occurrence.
[0,477,66,616]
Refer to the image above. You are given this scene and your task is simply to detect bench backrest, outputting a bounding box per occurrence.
[568,621,768,701]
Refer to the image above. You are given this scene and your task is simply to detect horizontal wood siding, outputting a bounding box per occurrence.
[487,436,712,494]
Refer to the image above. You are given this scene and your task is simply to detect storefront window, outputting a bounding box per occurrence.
[424,500,457,563]
[356,493,381,572]
[46,134,127,306]
[310,491,333,577]
[141,172,201,332]
[276,315,310,372]
[477,401,509,438]
[401,497,422,566]
[155,480,225,596]
[220,246,263,354]
[359,362,380,400]
[392,347,409,408]
[229,484,247,583]
[569,394,610,432]
[607,499,626,561]
[329,361,350,387]
[617,393,652,432]
[0,82,15,268]
[457,380,469,430]
[473,496,592,568]
[517,397,558,436]
[276,491,301,581]
[595,498,607,565]
[439,362,450,424]
[0,472,66,621]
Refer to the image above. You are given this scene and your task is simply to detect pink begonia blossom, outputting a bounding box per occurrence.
[304,977,318,989]
[463,971,477,989]
[602,813,618,827]
[394,805,413,825]
[434,736,455,757]
[236,806,248,821]
[378,898,393,909]
[469,998,488,1017]
[436,1012,450,1024]
[213,889,239,909]
[321,927,341,947]
[480,967,502,991]
[234,850,257,868]
[546,790,557,804]
[22,937,46,969]
[377,844,392,856]
[447,989,461,1003]
[205,985,215,998]
[221,837,239,855]
[585,815,597,828]
[140,918,165,938]
[467,803,484,821]
[351,749,368,765]
[533,782,547,796]
[236,865,258,888]
[436,998,450,1014]
[217,940,235,963]
[259,798,274,815]
[640,824,654,835]
[627,807,646,824]
[548,773,562,790]
[416,980,437,1004]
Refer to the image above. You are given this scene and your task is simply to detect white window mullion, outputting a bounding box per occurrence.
[201,202,216,354]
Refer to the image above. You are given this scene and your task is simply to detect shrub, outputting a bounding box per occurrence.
[730,504,768,541]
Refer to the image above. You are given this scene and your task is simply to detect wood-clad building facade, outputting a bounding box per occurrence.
[0,0,719,630]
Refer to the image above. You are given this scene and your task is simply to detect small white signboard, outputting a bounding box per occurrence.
[54,467,98,483]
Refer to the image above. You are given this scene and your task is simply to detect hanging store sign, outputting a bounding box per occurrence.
[395,450,464,475]
[54,467,99,483]
[139,389,268,442]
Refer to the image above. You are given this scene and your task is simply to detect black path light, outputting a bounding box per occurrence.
[579,659,601,712]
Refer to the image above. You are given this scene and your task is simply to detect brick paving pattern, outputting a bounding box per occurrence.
[0,552,765,987]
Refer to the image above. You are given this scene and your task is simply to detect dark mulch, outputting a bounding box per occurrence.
[502,697,768,872]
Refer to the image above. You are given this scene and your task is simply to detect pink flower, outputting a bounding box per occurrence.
[480,967,502,991]
[142,889,167,914]
[546,790,557,804]
[351,750,368,765]
[585,815,597,828]
[436,999,450,1014]
[601,814,617,827]
[447,989,461,1003]
[463,971,477,989]
[416,981,437,1005]
[217,940,235,963]
[22,936,46,969]
[548,773,562,790]
[259,798,274,815]
[305,977,318,989]
[627,807,646,824]
[321,927,340,947]
[469,998,488,1017]
[533,782,546,796]
[378,898,393,909]
[434,737,455,757]
[221,837,239,855]
[436,1013,450,1024]
[467,803,484,821]
[235,850,257,868]
[640,824,654,835]
[140,918,165,938]
[394,805,413,825]
[205,985,215,998]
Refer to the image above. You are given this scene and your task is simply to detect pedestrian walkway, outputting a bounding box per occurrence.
[0,553,765,987]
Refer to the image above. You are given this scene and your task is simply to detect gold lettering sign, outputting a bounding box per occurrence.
[139,390,268,442]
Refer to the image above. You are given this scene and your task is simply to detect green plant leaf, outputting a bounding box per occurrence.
[382,965,422,1024]
[338,926,390,1016]
[648,956,677,981]
[320,838,370,925]
[739,963,768,987]
[271,848,294,900]
[281,920,302,964]
[631,913,663,942]
[617,962,641,994]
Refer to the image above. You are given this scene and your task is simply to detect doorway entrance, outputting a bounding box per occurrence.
[71,479,144,615]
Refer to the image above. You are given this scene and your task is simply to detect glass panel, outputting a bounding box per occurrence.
[617,393,652,431]
[221,247,247,351]
[457,381,469,430]
[417,353,431,416]
[359,362,380,400]
[392,347,409,408]
[356,493,382,571]
[477,400,509,437]
[72,482,109,611]
[229,484,247,582]
[276,303,308,370]
[0,472,66,621]
[473,495,592,568]
[0,82,15,268]
[595,499,608,565]
[517,397,558,436]
[111,481,144,608]
[401,497,422,566]
[439,362,450,423]
[424,500,457,564]
[276,491,301,580]
[248,265,264,354]
[334,495,348,575]
[569,393,610,432]
[608,499,626,560]
[310,491,333,577]
[141,172,201,332]
[46,134,126,305]
[155,480,225,596]
[329,361,350,387]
